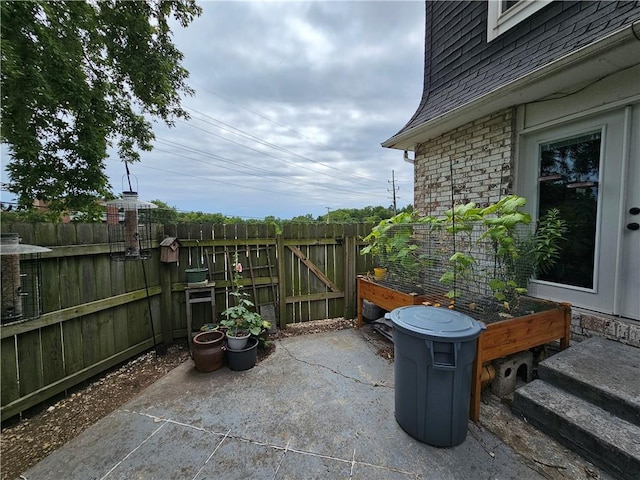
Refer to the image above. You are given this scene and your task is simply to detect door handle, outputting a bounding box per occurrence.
[627,223,640,231]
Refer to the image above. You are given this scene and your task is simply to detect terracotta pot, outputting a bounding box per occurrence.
[192,330,225,372]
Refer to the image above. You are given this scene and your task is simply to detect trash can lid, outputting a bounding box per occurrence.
[389,306,485,341]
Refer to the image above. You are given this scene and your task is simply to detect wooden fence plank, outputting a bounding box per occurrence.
[41,256,61,314]
[1,337,155,421]
[112,304,130,354]
[1,337,19,405]
[17,330,43,397]
[75,223,94,245]
[62,318,84,376]
[82,313,100,367]
[34,223,57,246]
[41,324,64,386]
[94,254,112,300]
[57,223,77,246]
[96,310,116,361]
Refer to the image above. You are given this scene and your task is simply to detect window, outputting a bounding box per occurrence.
[537,131,601,289]
[487,0,553,42]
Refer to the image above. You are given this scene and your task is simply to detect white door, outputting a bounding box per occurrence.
[519,106,639,320]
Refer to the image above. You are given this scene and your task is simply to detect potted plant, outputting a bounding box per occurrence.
[220,253,271,351]
[185,240,208,285]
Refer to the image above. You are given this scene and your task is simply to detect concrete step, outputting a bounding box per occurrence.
[513,379,640,480]
[537,336,640,426]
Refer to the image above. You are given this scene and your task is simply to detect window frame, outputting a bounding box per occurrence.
[487,0,553,42]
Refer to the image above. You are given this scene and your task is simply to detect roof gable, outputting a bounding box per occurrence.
[386,1,640,149]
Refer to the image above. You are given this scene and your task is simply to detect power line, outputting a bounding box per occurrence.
[177,117,378,189]
[189,82,325,146]
[184,93,375,182]
[152,140,378,199]
[184,106,380,186]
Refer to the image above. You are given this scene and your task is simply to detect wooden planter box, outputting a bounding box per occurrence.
[356,276,425,327]
[470,301,571,421]
[356,275,571,423]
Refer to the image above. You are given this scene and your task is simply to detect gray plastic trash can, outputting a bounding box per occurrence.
[389,305,485,447]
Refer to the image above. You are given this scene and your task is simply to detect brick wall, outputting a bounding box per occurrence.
[413,108,515,216]
[571,310,640,348]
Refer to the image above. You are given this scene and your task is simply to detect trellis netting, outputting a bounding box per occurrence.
[371,221,558,324]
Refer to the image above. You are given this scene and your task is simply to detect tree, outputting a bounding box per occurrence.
[148,199,179,225]
[1,0,202,216]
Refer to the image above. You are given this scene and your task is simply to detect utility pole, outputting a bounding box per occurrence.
[326,207,331,224]
[388,170,399,215]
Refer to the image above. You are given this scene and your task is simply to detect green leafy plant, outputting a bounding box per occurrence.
[435,196,567,307]
[220,253,271,337]
[361,212,433,283]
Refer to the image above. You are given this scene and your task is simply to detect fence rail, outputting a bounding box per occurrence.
[0,222,374,420]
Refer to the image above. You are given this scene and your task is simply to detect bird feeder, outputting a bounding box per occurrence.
[105,191,157,261]
[1,233,51,323]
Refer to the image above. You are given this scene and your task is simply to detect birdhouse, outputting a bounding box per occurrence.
[105,191,157,261]
[160,237,180,263]
[1,233,51,324]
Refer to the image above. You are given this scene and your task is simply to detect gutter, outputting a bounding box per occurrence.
[383,20,640,151]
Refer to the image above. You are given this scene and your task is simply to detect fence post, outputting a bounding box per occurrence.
[343,235,356,319]
[158,259,175,345]
[276,232,287,329]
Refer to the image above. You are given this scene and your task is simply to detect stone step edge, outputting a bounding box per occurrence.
[538,360,640,426]
[513,380,640,480]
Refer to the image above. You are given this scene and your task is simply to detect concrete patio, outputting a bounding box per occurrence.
[20,328,609,480]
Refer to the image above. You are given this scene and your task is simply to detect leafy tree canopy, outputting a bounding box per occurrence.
[141,203,414,226]
[1,0,202,216]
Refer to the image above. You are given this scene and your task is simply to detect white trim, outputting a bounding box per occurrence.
[519,94,640,135]
[613,106,633,315]
[530,279,596,295]
[487,0,553,42]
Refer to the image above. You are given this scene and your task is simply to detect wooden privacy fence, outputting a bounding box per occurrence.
[1,222,374,420]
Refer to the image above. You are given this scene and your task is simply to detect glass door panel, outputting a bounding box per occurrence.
[537,132,601,289]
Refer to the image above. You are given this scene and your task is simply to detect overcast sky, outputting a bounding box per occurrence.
[5,1,426,220]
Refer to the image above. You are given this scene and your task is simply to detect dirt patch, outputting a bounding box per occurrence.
[1,318,370,480]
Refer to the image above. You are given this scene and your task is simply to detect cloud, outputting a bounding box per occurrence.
[5,1,426,219]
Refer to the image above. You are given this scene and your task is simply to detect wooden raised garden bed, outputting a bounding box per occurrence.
[470,301,571,421]
[356,275,571,423]
[356,276,425,327]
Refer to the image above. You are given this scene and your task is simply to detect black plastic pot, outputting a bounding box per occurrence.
[226,337,259,371]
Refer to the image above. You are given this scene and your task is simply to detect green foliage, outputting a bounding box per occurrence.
[360,211,433,283]
[361,196,567,308]
[435,196,566,305]
[148,199,180,225]
[534,208,568,273]
[318,205,411,224]
[136,203,411,227]
[1,0,202,216]
[220,253,271,337]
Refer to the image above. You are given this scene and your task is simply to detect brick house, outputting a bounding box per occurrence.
[383,1,640,345]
